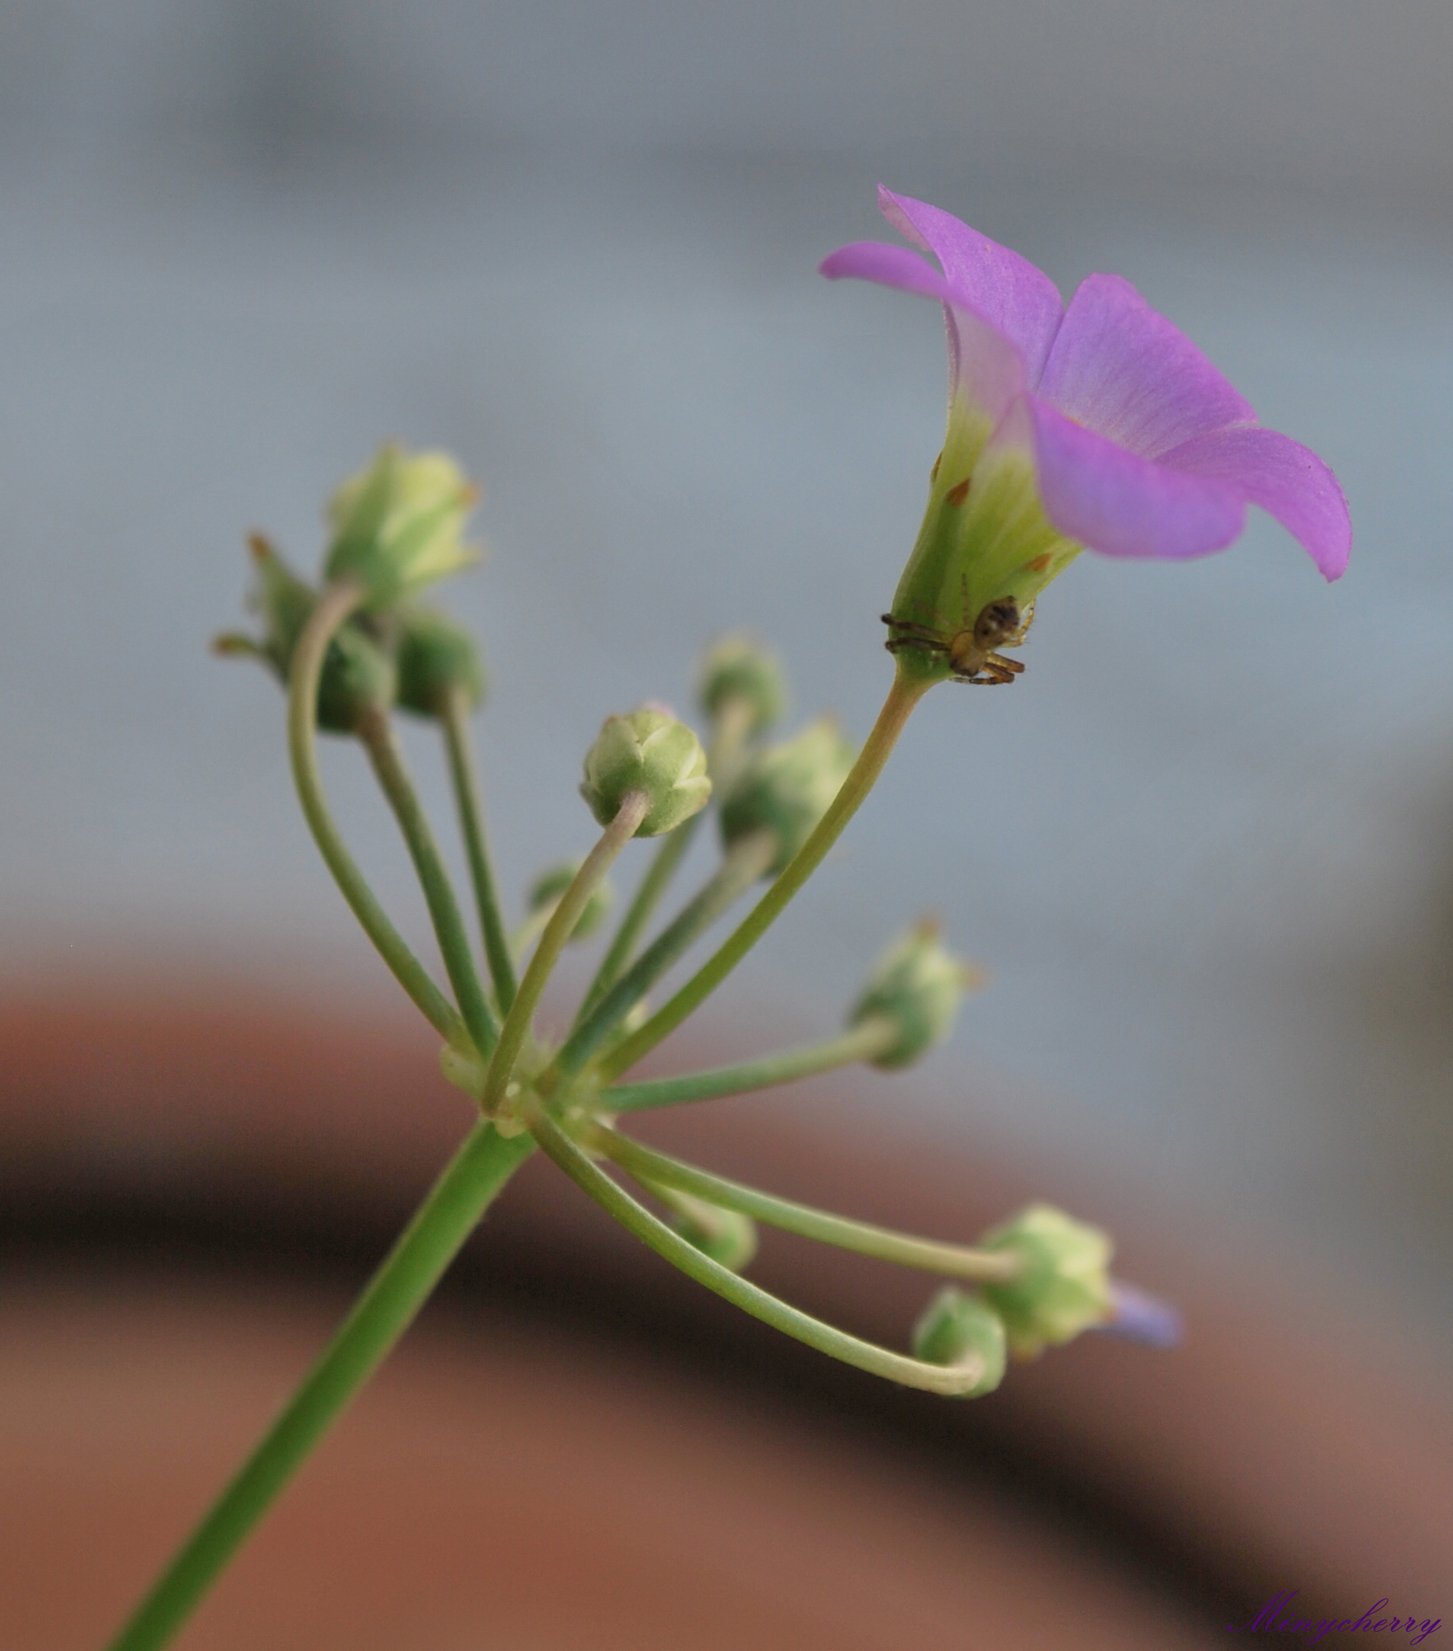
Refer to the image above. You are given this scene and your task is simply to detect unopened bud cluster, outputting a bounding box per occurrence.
[218,446,486,734]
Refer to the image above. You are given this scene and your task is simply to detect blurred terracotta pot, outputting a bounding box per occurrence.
[1,969,1448,1649]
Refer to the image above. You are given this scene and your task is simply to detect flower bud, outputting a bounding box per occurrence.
[847,918,980,1069]
[718,718,856,876]
[911,1288,1007,1396]
[394,606,486,718]
[324,445,479,609]
[698,634,787,737]
[580,707,712,837]
[527,860,614,941]
[980,1204,1114,1358]
[216,536,396,733]
[668,1194,759,1273]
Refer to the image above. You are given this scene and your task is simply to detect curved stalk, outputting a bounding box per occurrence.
[601,1015,898,1112]
[579,697,755,1017]
[481,791,649,1117]
[358,707,499,1057]
[597,666,929,1083]
[549,829,776,1087]
[286,582,464,1044]
[440,688,519,1012]
[592,1128,1022,1283]
[526,1108,988,1396]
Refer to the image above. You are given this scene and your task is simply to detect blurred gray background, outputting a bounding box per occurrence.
[3,3,1451,1343]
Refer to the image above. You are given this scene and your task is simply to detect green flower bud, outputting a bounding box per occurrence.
[667,1193,759,1273]
[394,606,486,718]
[847,918,981,1070]
[324,445,480,609]
[580,706,712,837]
[717,718,856,877]
[216,536,396,734]
[980,1204,1114,1359]
[910,1288,1007,1397]
[527,860,614,941]
[698,634,788,737]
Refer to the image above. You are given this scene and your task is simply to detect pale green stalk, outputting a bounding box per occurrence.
[579,697,754,1018]
[358,707,499,1057]
[286,581,464,1045]
[526,1108,987,1395]
[548,828,777,1087]
[591,1127,1022,1282]
[601,1015,898,1112]
[481,792,650,1117]
[597,666,930,1083]
[439,687,519,1012]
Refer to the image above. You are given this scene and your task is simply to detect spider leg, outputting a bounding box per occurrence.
[985,651,1025,675]
[950,657,1018,685]
[885,635,949,656]
[880,614,946,641]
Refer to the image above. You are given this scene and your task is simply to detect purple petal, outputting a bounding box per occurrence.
[1029,398,1246,560]
[878,186,1063,383]
[1159,426,1351,581]
[1039,274,1257,460]
[820,240,1027,427]
[1100,1280,1183,1349]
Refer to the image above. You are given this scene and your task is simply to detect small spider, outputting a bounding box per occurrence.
[882,594,1035,685]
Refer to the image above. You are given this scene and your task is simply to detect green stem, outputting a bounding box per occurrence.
[592,1128,1021,1282]
[596,666,930,1083]
[440,688,520,1013]
[602,1015,898,1112]
[526,1108,986,1395]
[104,1122,533,1651]
[578,699,754,1019]
[287,583,465,1045]
[482,792,650,1118]
[358,708,500,1058]
[550,829,777,1087]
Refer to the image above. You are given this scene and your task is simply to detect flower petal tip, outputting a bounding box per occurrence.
[1103,1280,1182,1349]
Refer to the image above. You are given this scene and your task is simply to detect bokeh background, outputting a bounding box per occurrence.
[2,1,1452,1642]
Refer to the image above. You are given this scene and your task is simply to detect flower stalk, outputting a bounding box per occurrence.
[600,1015,899,1112]
[357,705,500,1058]
[590,1127,1022,1283]
[595,663,932,1084]
[481,791,651,1118]
[525,1107,990,1396]
[286,581,465,1046]
[439,686,520,1012]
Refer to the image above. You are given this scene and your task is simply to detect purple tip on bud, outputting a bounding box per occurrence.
[1101,1280,1182,1349]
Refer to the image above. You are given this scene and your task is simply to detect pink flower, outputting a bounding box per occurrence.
[822,189,1349,678]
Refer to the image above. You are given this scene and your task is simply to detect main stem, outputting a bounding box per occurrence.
[286,582,465,1046]
[105,1122,533,1651]
[598,666,929,1083]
